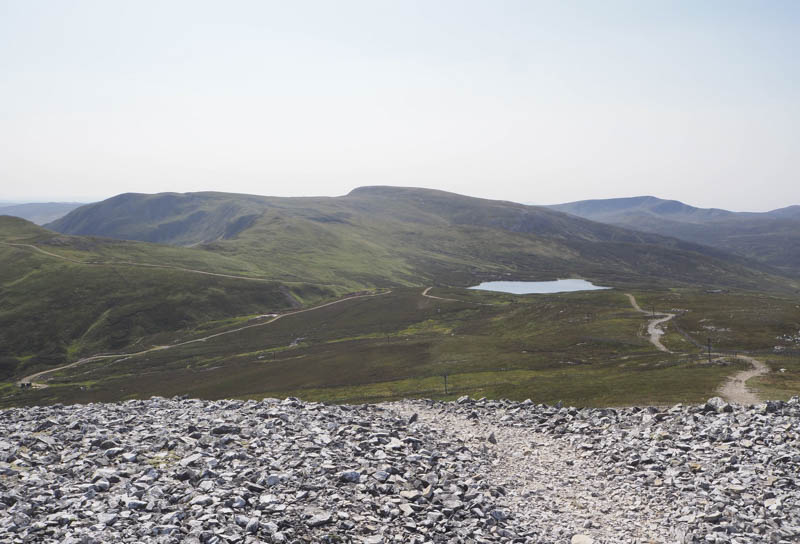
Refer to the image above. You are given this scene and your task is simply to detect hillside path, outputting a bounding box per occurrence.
[625,293,675,352]
[421,286,465,303]
[389,402,677,543]
[626,294,769,405]
[18,290,391,388]
[717,355,770,405]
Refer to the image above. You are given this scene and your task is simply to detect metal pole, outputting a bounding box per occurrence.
[707,338,712,363]
[443,374,448,395]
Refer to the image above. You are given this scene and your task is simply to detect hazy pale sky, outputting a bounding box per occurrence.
[1,0,798,210]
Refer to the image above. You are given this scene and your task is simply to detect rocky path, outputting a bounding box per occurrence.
[625,293,675,352]
[396,396,800,544]
[718,355,770,406]
[390,401,677,543]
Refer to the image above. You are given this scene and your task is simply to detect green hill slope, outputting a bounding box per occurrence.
[46,187,794,291]
[0,217,333,380]
[549,196,800,274]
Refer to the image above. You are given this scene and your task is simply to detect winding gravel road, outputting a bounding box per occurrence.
[625,293,675,352]
[626,293,769,405]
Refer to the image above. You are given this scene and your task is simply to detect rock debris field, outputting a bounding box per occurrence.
[1,396,799,544]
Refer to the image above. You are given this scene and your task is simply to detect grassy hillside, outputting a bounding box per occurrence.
[46,187,798,292]
[0,217,335,380]
[47,192,267,245]
[549,196,800,274]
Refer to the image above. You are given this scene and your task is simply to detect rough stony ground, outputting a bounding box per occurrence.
[1,396,799,544]
[394,397,800,544]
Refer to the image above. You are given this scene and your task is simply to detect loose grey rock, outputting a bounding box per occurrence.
[338,470,361,483]
[705,396,733,413]
[306,512,332,527]
[0,394,797,544]
[211,424,241,435]
[98,512,118,526]
[189,494,213,506]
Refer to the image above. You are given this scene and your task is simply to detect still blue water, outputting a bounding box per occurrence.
[468,279,610,294]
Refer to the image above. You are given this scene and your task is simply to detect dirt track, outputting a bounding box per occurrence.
[626,293,769,405]
[625,293,675,352]
[717,354,770,405]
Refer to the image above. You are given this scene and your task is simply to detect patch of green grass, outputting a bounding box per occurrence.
[239,359,747,407]
[750,354,800,400]
[398,319,454,336]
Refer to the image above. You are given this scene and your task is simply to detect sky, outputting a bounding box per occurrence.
[1,1,798,211]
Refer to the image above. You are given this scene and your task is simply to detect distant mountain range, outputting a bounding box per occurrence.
[548,196,800,274]
[45,187,792,291]
[0,202,85,225]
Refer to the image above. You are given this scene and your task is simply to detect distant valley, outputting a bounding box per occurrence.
[0,202,85,225]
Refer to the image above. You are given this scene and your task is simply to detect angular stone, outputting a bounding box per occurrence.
[189,494,213,506]
[339,470,361,483]
[307,512,332,527]
[211,424,241,435]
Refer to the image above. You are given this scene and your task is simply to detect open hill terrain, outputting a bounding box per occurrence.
[0,202,85,225]
[3,187,800,408]
[5,282,800,409]
[549,196,800,274]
